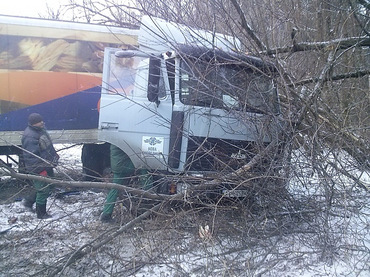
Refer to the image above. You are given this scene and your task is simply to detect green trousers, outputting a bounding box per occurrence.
[33,180,51,205]
[30,168,54,205]
[102,145,135,216]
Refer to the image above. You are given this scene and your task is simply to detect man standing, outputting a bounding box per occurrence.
[22,113,59,219]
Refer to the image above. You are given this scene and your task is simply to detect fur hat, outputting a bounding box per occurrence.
[28,113,43,125]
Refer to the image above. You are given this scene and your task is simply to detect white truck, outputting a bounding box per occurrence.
[99,16,283,193]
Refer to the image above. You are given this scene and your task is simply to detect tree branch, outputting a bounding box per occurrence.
[289,69,370,86]
[2,167,173,201]
[47,203,162,277]
[263,36,370,55]
[229,0,266,51]
[295,51,336,126]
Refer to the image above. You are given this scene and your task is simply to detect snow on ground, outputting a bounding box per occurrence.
[1,188,368,276]
[0,145,369,276]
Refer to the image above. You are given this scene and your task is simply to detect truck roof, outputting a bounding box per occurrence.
[138,16,240,54]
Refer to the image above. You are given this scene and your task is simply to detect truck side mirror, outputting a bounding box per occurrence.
[147,57,161,105]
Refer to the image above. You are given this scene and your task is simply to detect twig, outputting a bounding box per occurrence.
[47,203,162,277]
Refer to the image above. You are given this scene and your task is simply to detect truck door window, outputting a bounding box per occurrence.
[106,54,166,100]
[106,54,144,97]
[179,59,278,114]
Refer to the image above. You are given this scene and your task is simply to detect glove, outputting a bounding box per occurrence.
[39,170,47,176]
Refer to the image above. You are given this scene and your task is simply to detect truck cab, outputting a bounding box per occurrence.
[98,17,282,183]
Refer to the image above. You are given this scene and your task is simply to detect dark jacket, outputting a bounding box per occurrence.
[21,125,58,174]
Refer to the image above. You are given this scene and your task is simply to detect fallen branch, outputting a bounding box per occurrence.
[2,137,284,203]
[46,203,162,277]
[185,139,283,193]
[6,169,173,201]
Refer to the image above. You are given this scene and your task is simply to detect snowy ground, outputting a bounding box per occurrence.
[0,145,369,276]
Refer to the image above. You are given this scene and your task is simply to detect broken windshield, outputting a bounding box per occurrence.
[179,59,278,114]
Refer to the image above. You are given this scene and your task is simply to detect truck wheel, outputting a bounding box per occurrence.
[81,143,111,181]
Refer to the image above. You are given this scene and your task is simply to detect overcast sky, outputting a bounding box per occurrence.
[0,0,69,17]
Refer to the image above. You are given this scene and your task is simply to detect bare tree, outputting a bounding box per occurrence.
[1,0,369,276]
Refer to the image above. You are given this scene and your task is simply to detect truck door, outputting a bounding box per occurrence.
[99,48,174,171]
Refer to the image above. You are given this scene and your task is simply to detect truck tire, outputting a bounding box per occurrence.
[81,143,111,181]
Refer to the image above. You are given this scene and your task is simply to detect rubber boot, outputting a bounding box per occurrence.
[100,212,113,223]
[36,203,52,219]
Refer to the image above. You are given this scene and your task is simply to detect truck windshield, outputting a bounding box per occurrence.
[179,59,278,114]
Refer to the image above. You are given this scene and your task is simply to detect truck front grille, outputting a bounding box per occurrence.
[185,136,269,172]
